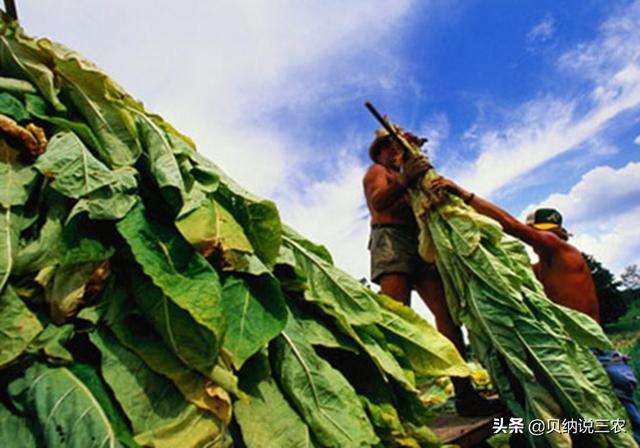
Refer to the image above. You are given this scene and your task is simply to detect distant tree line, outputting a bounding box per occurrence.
[582,255,639,325]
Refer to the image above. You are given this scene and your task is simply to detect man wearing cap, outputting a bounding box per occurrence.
[363,129,501,416]
[431,176,640,442]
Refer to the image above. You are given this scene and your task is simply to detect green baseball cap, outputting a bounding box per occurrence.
[526,208,563,230]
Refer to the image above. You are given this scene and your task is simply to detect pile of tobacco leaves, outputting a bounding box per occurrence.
[0,15,472,448]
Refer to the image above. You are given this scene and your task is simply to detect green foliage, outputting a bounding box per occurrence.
[621,264,640,291]
[0,401,36,448]
[117,202,225,372]
[583,252,628,324]
[8,363,122,447]
[397,130,638,447]
[220,276,287,369]
[0,17,475,448]
[235,352,314,448]
[271,315,379,448]
[0,285,42,367]
[0,91,29,121]
[90,327,230,447]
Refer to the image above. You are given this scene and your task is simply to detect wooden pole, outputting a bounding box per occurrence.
[4,0,18,20]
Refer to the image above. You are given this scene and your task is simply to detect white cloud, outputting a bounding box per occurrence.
[18,0,446,323]
[558,1,640,82]
[416,113,450,162]
[635,135,640,145]
[525,162,640,273]
[451,83,640,196]
[20,0,414,198]
[453,2,640,198]
[527,14,555,45]
[277,153,370,279]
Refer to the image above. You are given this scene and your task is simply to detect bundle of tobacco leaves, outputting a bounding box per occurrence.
[0,15,471,448]
[391,130,637,446]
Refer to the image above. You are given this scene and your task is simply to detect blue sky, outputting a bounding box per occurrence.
[18,1,640,320]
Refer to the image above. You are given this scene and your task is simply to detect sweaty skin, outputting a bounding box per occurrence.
[431,177,601,324]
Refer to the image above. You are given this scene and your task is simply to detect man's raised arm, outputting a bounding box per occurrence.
[430,177,559,252]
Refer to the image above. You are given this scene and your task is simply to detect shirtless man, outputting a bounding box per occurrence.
[363,129,500,416]
[431,176,640,442]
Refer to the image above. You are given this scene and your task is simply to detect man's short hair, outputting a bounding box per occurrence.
[526,208,563,230]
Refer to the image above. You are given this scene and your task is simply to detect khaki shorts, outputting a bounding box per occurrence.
[368,224,435,284]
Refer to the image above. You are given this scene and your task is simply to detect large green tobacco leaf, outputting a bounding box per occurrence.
[360,395,440,448]
[117,202,225,366]
[281,228,380,326]
[24,93,103,153]
[288,299,359,353]
[0,204,15,293]
[0,401,37,448]
[283,225,333,263]
[373,293,469,378]
[271,315,378,448]
[221,276,287,369]
[279,239,395,381]
[67,168,138,221]
[174,145,282,267]
[14,197,115,276]
[219,187,281,268]
[0,138,39,209]
[68,363,140,448]
[0,137,34,292]
[111,315,235,420]
[516,291,634,447]
[0,285,42,367]
[11,191,66,276]
[355,325,417,391]
[90,328,231,448]
[101,280,238,418]
[235,352,314,448]
[8,362,121,447]
[52,46,141,167]
[35,131,118,199]
[128,266,219,376]
[133,111,189,212]
[165,133,219,195]
[57,218,116,266]
[176,198,254,262]
[280,228,467,387]
[0,27,65,111]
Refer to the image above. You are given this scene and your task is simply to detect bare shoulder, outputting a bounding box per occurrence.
[363,163,387,183]
[365,163,385,176]
[527,228,568,253]
[547,236,586,267]
[559,240,587,263]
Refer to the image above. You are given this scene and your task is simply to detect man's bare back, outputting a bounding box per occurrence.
[532,235,601,323]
